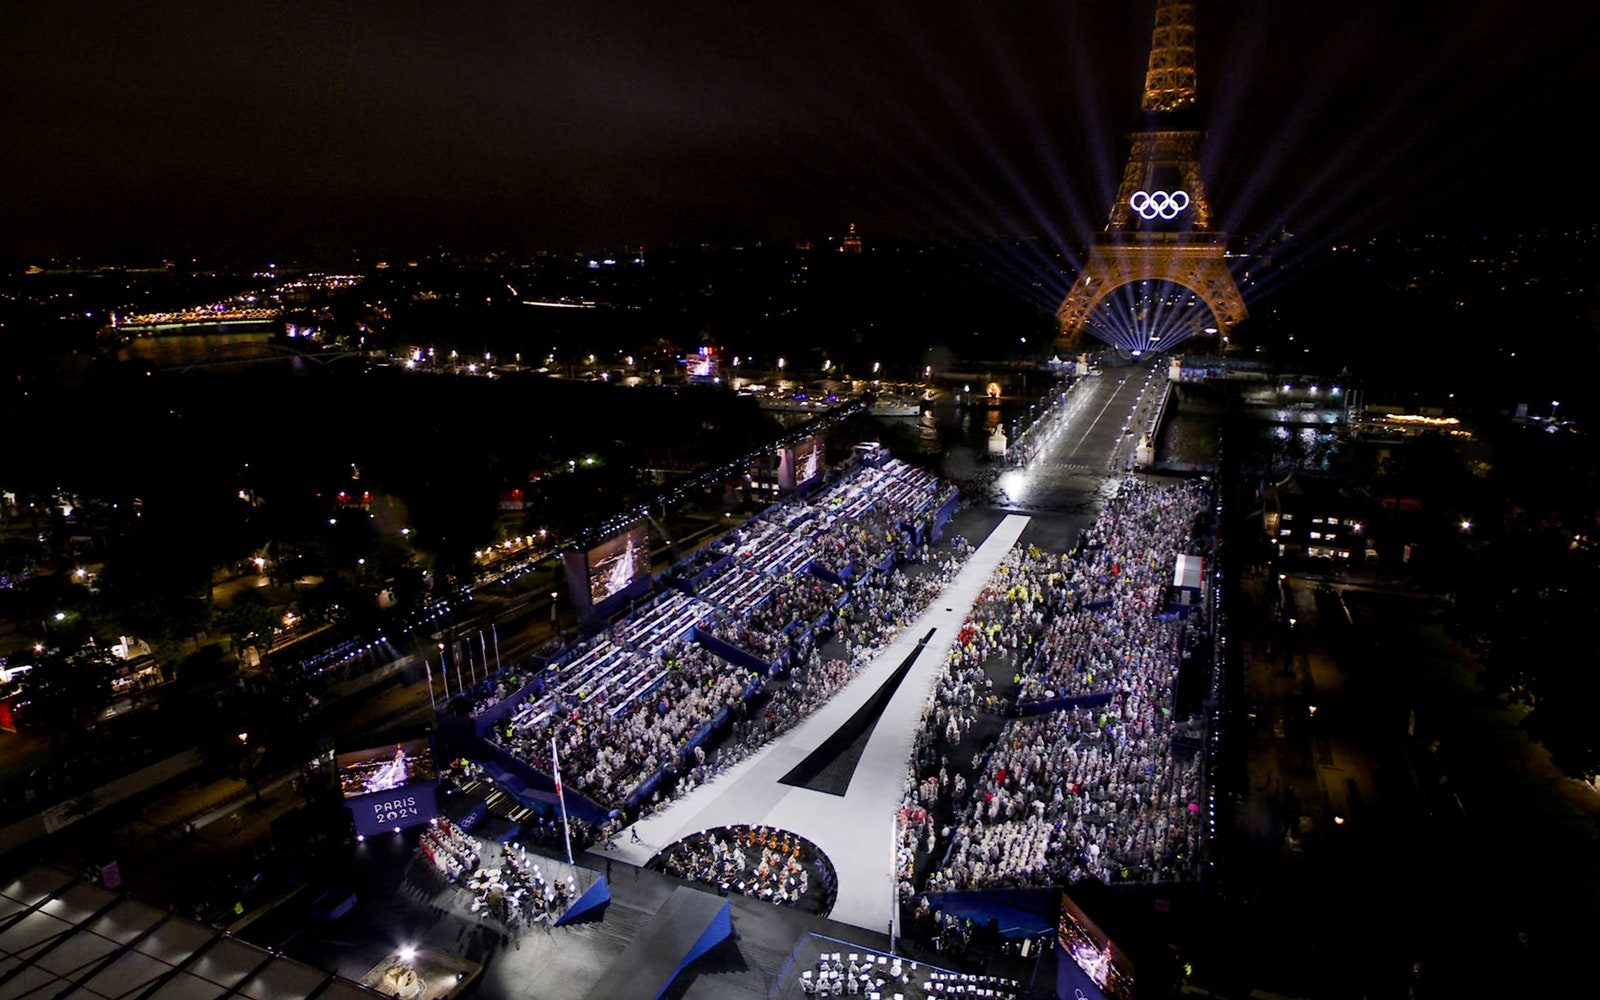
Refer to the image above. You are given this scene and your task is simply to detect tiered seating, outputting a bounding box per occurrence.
[612,592,710,654]
[471,452,957,810]
[697,564,777,615]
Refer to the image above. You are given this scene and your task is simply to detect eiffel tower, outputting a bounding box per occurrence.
[1056,0,1246,352]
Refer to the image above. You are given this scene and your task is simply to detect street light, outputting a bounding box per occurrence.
[1551,400,1560,421]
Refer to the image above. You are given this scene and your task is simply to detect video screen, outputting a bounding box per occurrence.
[336,737,437,800]
[587,521,650,605]
[794,437,820,485]
[1058,894,1136,1000]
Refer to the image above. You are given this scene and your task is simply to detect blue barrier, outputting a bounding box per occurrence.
[685,552,735,592]
[810,565,844,586]
[692,628,773,674]
[456,801,490,831]
[684,721,715,754]
[626,767,668,809]
[468,673,549,738]
[466,743,612,826]
[921,887,1057,939]
[1016,691,1117,717]
[556,874,611,925]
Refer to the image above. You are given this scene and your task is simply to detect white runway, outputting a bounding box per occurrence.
[615,513,1031,932]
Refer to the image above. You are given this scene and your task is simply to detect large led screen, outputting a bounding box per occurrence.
[1057,893,1135,1000]
[794,437,821,486]
[587,521,650,605]
[339,736,439,836]
[337,737,437,799]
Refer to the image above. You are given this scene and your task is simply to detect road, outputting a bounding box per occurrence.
[987,362,1163,516]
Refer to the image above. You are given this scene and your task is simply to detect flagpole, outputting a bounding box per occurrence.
[492,624,502,672]
[424,657,437,708]
[552,736,574,864]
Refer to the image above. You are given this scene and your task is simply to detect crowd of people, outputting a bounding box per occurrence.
[454,665,540,720]
[1014,478,1203,706]
[716,574,844,662]
[899,479,1210,895]
[650,824,827,910]
[832,553,969,663]
[498,637,754,805]
[465,454,961,814]
[414,818,582,929]
[681,655,863,786]
[416,815,479,881]
[798,948,1023,999]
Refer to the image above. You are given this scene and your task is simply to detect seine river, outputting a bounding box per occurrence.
[110,326,285,369]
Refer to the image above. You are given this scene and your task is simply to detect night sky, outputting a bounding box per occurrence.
[5,0,1597,259]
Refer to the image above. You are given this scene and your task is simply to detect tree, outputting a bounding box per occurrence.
[216,590,279,655]
[27,651,113,758]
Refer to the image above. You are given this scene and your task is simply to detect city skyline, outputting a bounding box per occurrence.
[6,0,1597,260]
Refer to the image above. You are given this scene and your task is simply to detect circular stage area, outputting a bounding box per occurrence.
[646,824,838,916]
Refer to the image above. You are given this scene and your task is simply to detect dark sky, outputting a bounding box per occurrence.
[5,0,1596,259]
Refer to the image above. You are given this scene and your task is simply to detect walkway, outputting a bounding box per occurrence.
[613,513,1031,932]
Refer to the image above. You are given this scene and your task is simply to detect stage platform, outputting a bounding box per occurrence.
[612,513,1033,932]
[581,886,730,1000]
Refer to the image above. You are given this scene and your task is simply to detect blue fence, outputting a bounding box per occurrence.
[1016,690,1117,717]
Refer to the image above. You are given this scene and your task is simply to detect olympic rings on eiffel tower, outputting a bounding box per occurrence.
[1128,189,1189,220]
